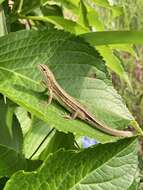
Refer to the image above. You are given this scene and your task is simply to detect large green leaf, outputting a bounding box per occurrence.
[0,98,40,177]
[0,100,24,176]
[4,138,138,190]
[81,31,143,45]
[0,30,138,143]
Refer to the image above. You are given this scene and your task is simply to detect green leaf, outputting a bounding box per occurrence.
[0,99,41,176]
[23,117,52,159]
[90,0,123,17]
[76,5,129,85]
[0,142,40,178]
[80,31,143,46]
[25,15,88,34]
[82,2,105,31]
[13,0,41,14]
[4,138,138,190]
[41,4,63,16]
[109,44,137,58]
[80,31,143,86]
[78,0,89,28]
[16,109,69,160]
[127,178,140,190]
[40,131,76,160]
[127,170,140,190]
[0,98,23,152]
[0,30,137,143]
[42,0,79,14]
[87,9,104,31]
[96,45,132,89]
[15,107,31,136]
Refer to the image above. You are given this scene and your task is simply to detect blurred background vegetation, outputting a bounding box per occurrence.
[109,0,143,127]
[101,1,143,188]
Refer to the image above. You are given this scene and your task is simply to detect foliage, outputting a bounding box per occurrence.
[0,0,142,189]
[4,138,138,190]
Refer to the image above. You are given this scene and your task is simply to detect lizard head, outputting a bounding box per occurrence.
[37,64,56,83]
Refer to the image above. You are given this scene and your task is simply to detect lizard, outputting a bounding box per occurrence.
[38,64,135,137]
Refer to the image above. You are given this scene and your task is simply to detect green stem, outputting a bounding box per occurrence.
[17,0,24,13]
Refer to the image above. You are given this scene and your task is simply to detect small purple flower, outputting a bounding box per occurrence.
[82,137,98,148]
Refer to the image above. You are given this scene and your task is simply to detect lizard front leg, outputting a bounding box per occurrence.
[41,80,53,105]
[47,87,53,105]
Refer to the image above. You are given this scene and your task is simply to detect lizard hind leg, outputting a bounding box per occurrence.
[64,110,85,120]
